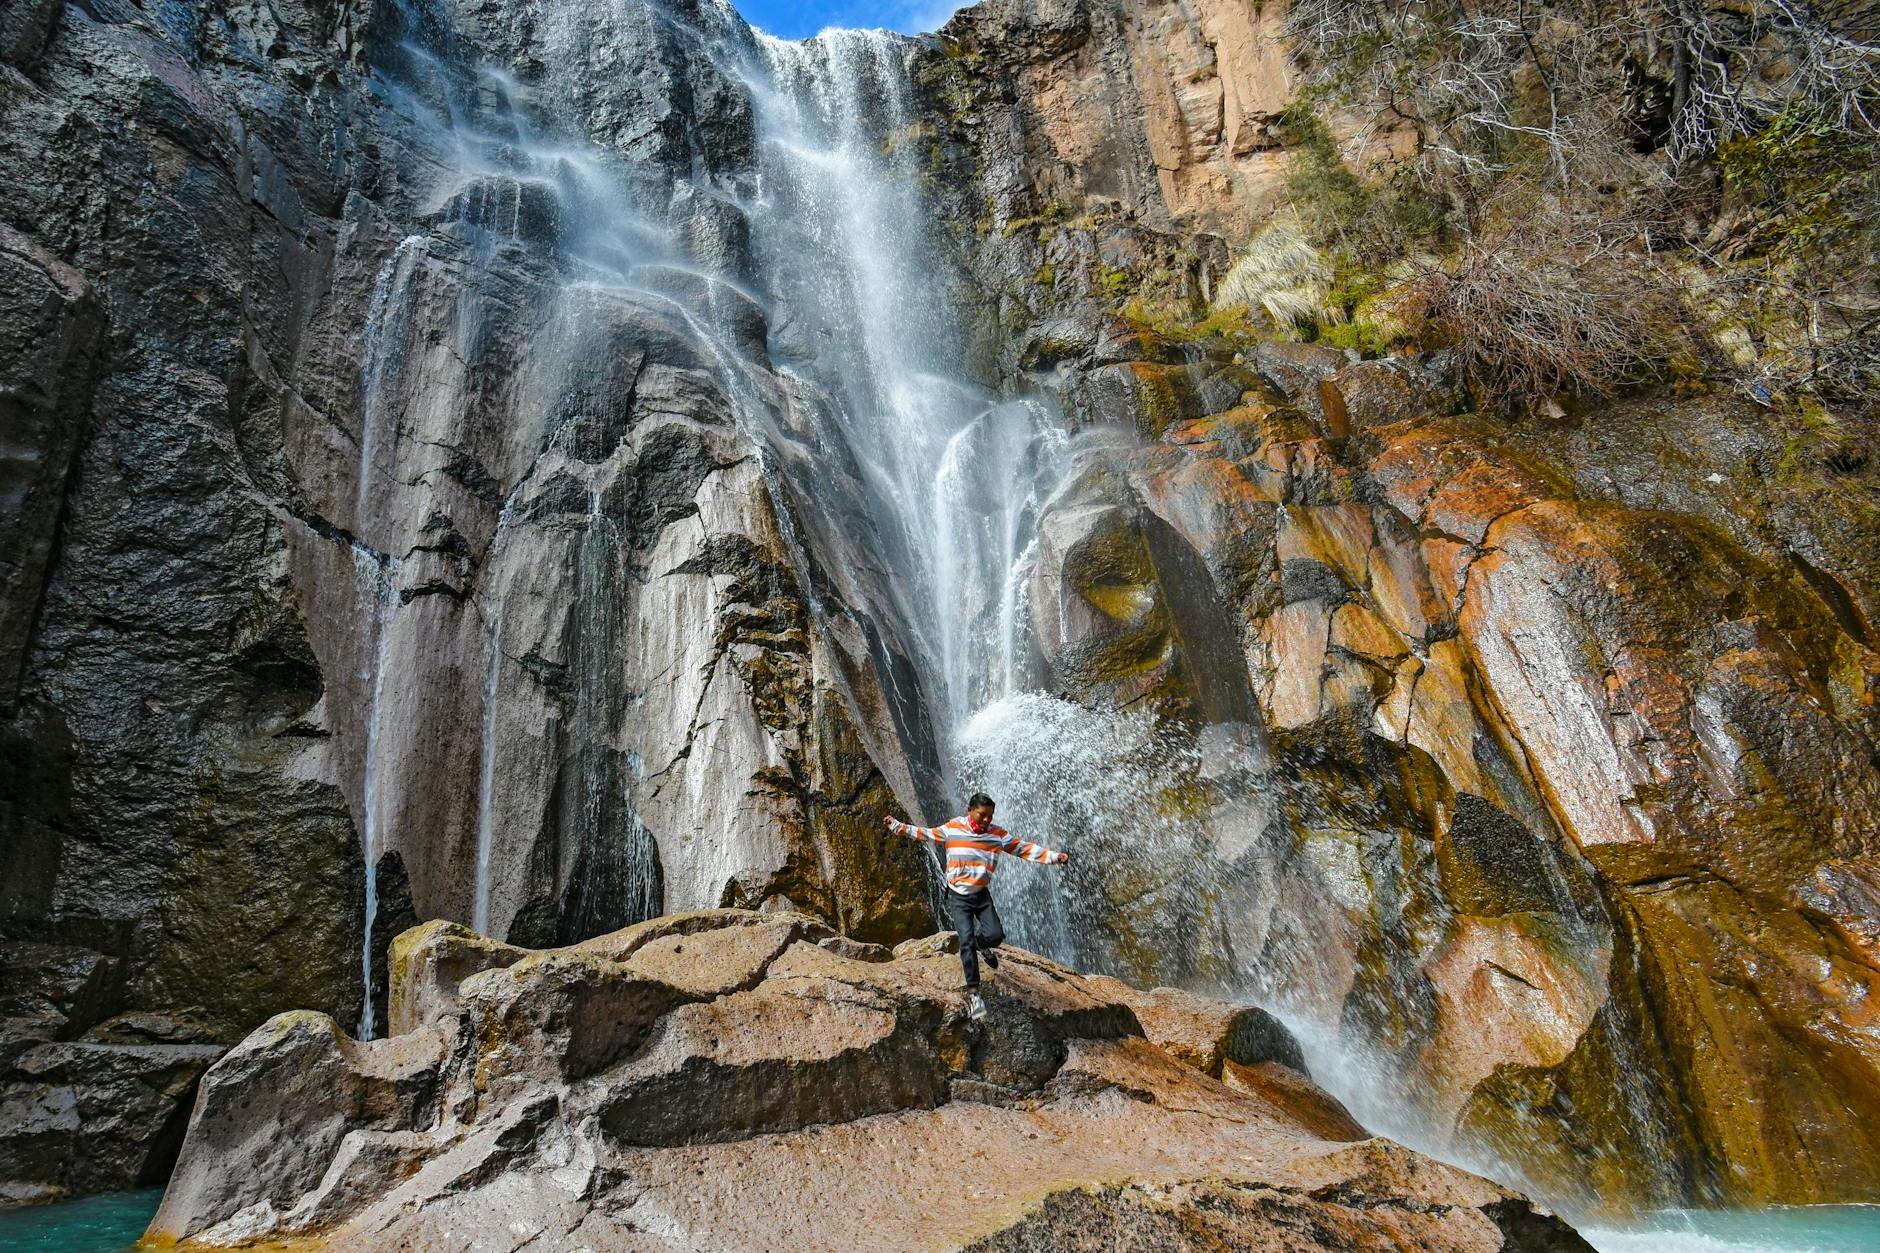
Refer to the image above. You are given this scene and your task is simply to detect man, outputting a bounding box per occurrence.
[885,792,1069,1021]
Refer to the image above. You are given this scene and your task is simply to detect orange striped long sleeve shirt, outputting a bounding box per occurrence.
[888,815,1066,894]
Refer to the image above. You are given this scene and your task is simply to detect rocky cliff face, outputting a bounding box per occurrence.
[907,0,1880,1210]
[0,0,941,1202]
[2,0,1877,1222]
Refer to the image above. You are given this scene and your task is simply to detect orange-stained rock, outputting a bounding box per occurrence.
[946,0,1389,235]
[1018,362,1880,1209]
[1421,915,1608,1123]
[1367,419,1562,541]
[1331,601,1408,662]
[1222,1059,1369,1142]
[1261,599,1331,728]
[1626,877,1880,1205]
[1403,637,1487,796]
[1277,502,1375,591]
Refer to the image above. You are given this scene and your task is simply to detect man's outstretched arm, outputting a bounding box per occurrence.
[885,816,948,844]
[1000,831,1069,864]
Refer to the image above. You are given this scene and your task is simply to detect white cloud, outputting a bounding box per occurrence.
[818,1,963,35]
[894,1,964,32]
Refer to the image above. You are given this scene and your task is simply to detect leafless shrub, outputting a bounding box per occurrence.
[1285,0,1880,181]
[1418,203,1695,409]
[1284,0,1658,208]
[1663,0,1880,161]
[1281,0,1879,410]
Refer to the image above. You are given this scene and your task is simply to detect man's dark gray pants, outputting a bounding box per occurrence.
[945,887,1004,988]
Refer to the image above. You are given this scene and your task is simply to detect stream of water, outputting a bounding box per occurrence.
[347,0,1074,974]
[744,28,1073,744]
[343,0,1564,1193]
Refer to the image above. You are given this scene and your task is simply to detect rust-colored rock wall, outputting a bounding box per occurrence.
[918,0,1880,1208]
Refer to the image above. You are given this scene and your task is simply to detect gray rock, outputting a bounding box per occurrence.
[0,0,59,69]
[144,910,1586,1251]
[151,1011,442,1242]
[0,1038,222,1202]
[0,943,118,1040]
[0,227,100,714]
[0,0,930,1173]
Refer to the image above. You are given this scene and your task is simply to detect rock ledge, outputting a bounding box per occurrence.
[149,910,1588,1250]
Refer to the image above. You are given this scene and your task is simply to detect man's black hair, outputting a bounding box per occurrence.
[967,792,995,810]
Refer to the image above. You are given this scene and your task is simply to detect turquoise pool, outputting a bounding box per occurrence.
[0,1189,161,1251]
[1583,1205,1880,1252]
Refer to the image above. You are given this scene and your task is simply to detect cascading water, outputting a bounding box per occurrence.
[742,32,1071,740]
[350,546,399,1040]
[355,234,423,525]
[727,16,1689,1219]
[342,0,694,1005]
[555,490,663,942]
[358,0,1530,1173]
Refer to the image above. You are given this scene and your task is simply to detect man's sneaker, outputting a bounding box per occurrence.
[965,990,988,1021]
[982,950,1000,971]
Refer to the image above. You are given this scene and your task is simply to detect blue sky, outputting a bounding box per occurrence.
[735,1,963,38]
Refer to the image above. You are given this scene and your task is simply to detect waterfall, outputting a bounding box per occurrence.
[350,0,691,949]
[355,235,423,528]
[733,22,1687,1215]
[555,489,663,942]
[351,546,399,1041]
[322,0,1693,1213]
[745,30,1070,739]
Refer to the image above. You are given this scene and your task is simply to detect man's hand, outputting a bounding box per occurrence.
[883,815,897,831]
[1056,850,1070,864]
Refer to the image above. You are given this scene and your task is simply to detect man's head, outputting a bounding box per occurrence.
[967,792,995,828]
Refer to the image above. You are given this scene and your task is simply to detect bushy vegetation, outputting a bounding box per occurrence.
[1213,224,1335,330]
[1223,0,1880,413]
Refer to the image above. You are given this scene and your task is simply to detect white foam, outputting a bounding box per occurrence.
[1581,1206,1880,1253]
[1582,1232,1798,1253]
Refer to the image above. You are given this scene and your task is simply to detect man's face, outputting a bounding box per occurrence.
[969,803,994,829]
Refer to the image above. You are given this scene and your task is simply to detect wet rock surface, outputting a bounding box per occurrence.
[950,320,1880,1205]
[0,0,952,1199]
[897,0,1880,1208]
[974,306,1870,1197]
[0,0,935,1173]
[149,910,1585,1250]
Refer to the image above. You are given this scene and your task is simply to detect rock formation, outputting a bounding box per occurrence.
[0,0,1876,1221]
[896,0,1880,1210]
[147,909,1589,1250]
[1,0,940,1201]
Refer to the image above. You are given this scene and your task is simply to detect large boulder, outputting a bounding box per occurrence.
[146,911,1586,1250]
[151,1012,443,1244]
